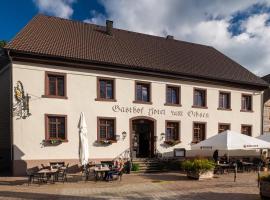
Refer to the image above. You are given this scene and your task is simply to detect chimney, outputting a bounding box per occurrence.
[166,35,174,40]
[106,20,113,36]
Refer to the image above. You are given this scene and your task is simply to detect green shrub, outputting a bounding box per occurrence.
[260,174,270,182]
[131,163,140,171]
[182,159,215,173]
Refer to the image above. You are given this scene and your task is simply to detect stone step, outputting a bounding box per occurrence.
[131,158,164,173]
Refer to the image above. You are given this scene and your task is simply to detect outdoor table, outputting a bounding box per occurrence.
[94,167,110,181]
[37,168,59,183]
[215,163,231,174]
[242,162,253,172]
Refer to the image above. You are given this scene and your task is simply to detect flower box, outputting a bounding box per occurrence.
[42,139,63,146]
[97,140,117,145]
[187,170,214,180]
[164,140,181,146]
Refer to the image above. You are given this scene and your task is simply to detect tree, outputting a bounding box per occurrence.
[0,40,7,48]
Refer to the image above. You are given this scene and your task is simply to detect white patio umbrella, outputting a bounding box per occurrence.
[257,133,270,143]
[191,130,270,151]
[79,112,89,167]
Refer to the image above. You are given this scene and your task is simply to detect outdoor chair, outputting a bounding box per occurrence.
[26,166,40,185]
[41,164,50,169]
[109,168,124,181]
[57,163,69,183]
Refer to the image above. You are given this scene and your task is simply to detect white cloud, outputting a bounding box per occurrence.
[87,0,270,76]
[33,0,75,19]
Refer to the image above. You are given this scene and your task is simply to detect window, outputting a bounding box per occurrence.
[45,72,66,98]
[193,88,207,108]
[193,122,206,143]
[45,115,67,141]
[218,123,230,133]
[166,85,180,105]
[166,121,180,141]
[135,81,151,103]
[97,118,116,141]
[219,92,231,110]
[241,94,252,111]
[241,125,252,136]
[97,77,115,101]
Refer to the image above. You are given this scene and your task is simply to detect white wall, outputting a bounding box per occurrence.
[12,61,263,160]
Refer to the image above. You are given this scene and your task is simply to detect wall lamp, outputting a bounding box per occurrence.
[122,131,127,140]
[161,132,165,140]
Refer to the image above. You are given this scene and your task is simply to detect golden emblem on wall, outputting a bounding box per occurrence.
[13,81,31,119]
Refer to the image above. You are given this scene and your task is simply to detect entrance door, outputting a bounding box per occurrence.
[131,118,155,158]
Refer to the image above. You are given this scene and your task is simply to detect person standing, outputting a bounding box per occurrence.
[213,150,219,163]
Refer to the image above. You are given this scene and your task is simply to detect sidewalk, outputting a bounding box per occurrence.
[0,172,260,199]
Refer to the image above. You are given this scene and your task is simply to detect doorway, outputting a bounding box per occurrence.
[130,117,155,158]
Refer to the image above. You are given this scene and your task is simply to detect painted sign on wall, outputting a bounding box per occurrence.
[112,105,209,118]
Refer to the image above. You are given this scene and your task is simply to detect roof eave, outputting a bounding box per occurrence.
[7,49,269,91]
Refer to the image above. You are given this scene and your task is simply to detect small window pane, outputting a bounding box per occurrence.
[242,95,252,111]
[193,123,206,143]
[57,77,65,96]
[142,87,148,101]
[218,124,230,133]
[106,82,113,99]
[194,89,206,107]
[100,81,106,99]
[166,122,179,141]
[242,125,252,136]
[47,116,66,140]
[136,83,150,102]
[219,92,230,109]
[99,119,115,140]
[167,86,179,104]
[49,77,56,95]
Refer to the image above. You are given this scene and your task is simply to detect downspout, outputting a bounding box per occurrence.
[7,49,14,175]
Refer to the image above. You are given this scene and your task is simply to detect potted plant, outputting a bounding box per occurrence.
[182,159,215,180]
[164,140,181,146]
[260,174,270,199]
[49,139,63,145]
[97,140,116,145]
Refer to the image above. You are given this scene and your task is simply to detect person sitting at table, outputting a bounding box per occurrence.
[220,153,228,164]
[106,160,123,181]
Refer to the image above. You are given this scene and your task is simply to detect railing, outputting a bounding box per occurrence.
[113,148,131,161]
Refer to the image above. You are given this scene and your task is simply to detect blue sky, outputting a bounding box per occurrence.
[1,0,270,75]
[0,0,105,41]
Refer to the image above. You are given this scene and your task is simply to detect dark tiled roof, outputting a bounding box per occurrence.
[5,15,268,87]
[262,74,270,84]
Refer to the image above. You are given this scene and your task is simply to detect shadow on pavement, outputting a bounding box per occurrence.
[0,190,260,200]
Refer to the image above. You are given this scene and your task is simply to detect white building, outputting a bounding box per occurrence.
[0,15,268,176]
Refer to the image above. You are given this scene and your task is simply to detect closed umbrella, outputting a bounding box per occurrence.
[79,112,89,167]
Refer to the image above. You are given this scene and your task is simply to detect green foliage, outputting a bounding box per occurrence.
[0,40,7,48]
[131,163,140,171]
[182,159,215,173]
[260,174,270,182]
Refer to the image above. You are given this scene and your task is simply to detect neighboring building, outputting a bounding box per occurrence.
[262,74,270,134]
[1,15,268,175]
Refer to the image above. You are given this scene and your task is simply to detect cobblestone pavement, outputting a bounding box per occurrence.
[0,172,261,200]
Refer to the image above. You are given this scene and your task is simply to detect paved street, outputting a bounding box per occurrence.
[0,172,260,200]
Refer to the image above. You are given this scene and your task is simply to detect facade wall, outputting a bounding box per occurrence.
[12,61,263,175]
[0,64,11,174]
[263,88,270,133]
